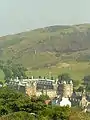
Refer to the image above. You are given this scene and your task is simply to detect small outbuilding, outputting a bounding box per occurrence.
[60,97,71,107]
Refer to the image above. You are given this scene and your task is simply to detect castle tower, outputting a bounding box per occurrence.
[25,81,37,97]
[63,80,73,97]
[57,80,73,98]
[80,88,88,109]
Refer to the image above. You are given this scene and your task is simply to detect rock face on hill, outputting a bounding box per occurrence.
[0,24,90,68]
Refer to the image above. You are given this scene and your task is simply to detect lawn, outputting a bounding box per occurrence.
[26,61,90,82]
[0,61,89,84]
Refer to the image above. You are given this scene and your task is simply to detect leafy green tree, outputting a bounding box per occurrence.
[0,82,3,86]
[0,60,27,81]
[0,111,35,120]
[52,106,70,120]
[0,60,4,69]
[0,87,31,115]
[3,67,12,82]
[51,76,54,80]
[6,60,12,66]
[12,63,26,79]
[39,76,42,79]
[77,86,84,92]
[58,73,72,83]
[83,75,90,86]
[73,80,81,88]
[37,95,50,102]
[0,87,46,116]
[0,106,8,116]
[83,75,90,91]
[0,87,71,119]
[39,106,70,120]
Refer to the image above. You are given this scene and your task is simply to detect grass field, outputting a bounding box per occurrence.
[26,61,90,83]
[0,61,90,85]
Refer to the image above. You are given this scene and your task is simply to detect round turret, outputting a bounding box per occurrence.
[70,80,73,84]
[63,81,66,84]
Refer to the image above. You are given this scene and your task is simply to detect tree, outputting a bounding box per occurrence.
[6,60,12,65]
[83,75,90,86]
[0,87,71,119]
[73,80,81,88]
[37,95,50,102]
[0,87,46,116]
[77,86,84,92]
[12,63,26,79]
[58,73,72,83]
[39,106,70,120]
[0,81,3,86]
[51,106,70,120]
[0,87,31,115]
[0,60,27,82]
[3,67,12,82]
[0,60,4,69]
[0,111,35,120]
[83,75,90,91]
[39,76,42,79]
[51,76,54,80]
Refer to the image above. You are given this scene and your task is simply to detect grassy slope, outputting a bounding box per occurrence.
[0,24,90,67]
[0,24,90,81]
[26,61,90,81]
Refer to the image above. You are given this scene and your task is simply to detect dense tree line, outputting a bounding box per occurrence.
[0,112,35,120]
[0,60,27,82]
[0,87,70,120]
[0,87,90,120]
[57,73,90,93]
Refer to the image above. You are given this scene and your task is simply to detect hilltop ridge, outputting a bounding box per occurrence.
[0,24,90,68]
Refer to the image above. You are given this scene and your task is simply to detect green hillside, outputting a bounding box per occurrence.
[0,69,5,82]
[1,24,90,80]
[26,61,90,80]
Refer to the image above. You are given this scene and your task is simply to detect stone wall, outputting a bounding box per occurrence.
[57,83,73,97]
[26,86,36,96]
[63,84,73,97]
[36,89,57,98]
